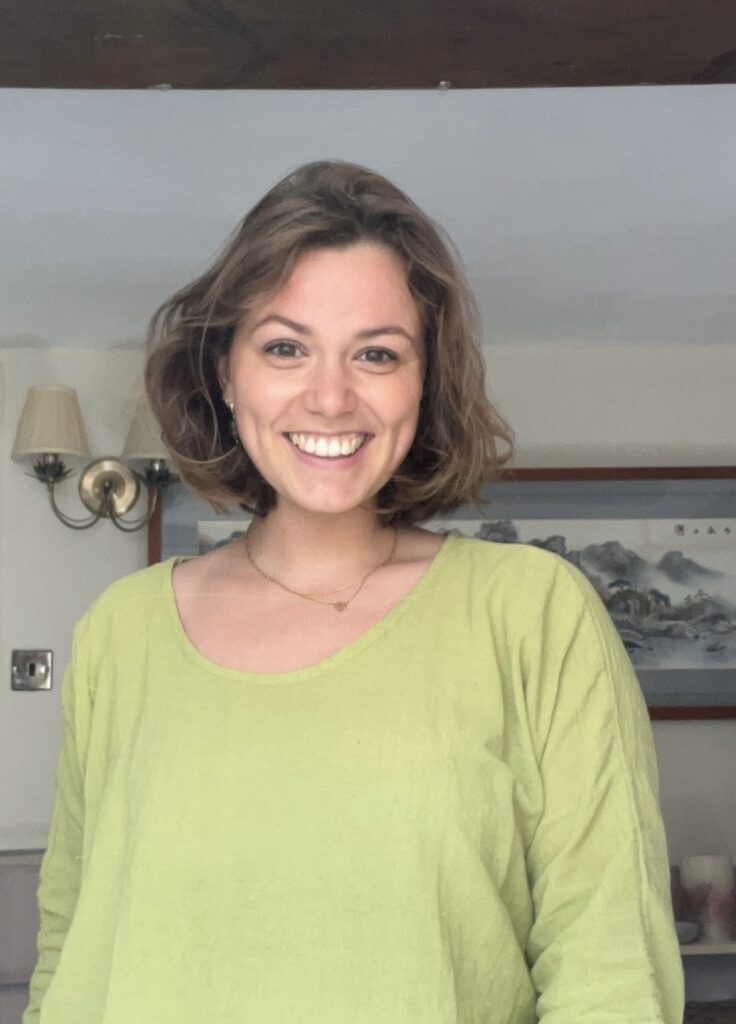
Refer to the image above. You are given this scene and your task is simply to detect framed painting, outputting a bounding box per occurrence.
[149,466,736,719]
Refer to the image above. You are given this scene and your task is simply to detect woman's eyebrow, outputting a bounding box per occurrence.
[357,325,415,342]
[253,314,310,334]
[252,314,414,342]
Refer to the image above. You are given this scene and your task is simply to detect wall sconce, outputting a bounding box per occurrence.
[11,385,175,532]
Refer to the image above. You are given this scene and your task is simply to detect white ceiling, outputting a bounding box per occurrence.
[1,85,734,350]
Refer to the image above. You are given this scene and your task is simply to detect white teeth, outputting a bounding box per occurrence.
[288,433,366,458]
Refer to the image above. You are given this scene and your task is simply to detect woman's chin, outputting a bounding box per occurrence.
[279,496,377,518]
[270,483,383,518]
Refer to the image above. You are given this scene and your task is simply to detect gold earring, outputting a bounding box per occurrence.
[228,401,240,445]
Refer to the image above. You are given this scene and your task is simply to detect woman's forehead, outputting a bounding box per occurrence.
[242,244,421,331]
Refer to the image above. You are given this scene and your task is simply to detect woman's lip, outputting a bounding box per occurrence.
[282,432,373,438]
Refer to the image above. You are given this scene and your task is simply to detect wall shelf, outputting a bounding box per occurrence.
[681,942,736,956]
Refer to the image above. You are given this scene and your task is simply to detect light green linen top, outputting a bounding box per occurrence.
[25,535,684,1024]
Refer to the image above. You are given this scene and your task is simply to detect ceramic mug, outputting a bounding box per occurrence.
[679,855,735,943]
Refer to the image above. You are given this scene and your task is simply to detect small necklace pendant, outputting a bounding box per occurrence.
[333,601,347,612]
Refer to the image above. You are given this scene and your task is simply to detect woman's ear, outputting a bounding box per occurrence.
[216,354,232,407]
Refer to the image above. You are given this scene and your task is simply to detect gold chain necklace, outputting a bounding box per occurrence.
[242,526,399,612]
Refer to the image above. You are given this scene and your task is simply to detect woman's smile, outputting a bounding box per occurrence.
[283,431,373,467]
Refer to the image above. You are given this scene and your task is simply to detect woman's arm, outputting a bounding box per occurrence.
[23,614,93,1024]
[522,559,685,1024]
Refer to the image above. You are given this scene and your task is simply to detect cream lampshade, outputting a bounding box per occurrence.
[121,396,169,462]
[12,385,91,461]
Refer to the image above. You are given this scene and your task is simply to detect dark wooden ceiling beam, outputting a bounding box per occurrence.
[1,0,734,89]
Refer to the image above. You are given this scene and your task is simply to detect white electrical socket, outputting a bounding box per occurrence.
[11,650,53,691]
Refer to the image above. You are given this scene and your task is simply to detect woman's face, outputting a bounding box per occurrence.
[217,242,425,518]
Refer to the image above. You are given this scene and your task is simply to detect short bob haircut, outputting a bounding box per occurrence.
[145,159,514,527]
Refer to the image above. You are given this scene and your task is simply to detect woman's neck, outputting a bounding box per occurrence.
[243,504,396,593]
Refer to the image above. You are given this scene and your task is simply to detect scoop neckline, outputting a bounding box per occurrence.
[164,531,456,685]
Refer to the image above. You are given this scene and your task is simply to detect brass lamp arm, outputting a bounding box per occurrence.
[47,480,104,530]
[109,487,160,533]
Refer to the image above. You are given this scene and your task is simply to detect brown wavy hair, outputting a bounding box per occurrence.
[145,159,514,526]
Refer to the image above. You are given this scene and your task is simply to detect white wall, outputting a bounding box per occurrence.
[1,341,734,867]
[487,342,736,468]
[0,348,146,849]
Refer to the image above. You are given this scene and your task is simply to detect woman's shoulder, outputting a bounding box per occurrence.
[79,558,176,632]
[441,533,597,614]
[443,532,569,578]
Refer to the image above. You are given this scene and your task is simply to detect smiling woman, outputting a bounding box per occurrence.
[23,161,685,1024]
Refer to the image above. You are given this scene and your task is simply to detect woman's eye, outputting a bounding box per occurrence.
[264,341,301,358]
[263,343,397,365]
[359,348,397,365]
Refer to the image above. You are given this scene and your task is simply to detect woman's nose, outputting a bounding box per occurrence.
[303,362,358,418]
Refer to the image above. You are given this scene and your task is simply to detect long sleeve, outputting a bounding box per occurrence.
[23,613,94,1024]
[521,559,685,1024]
